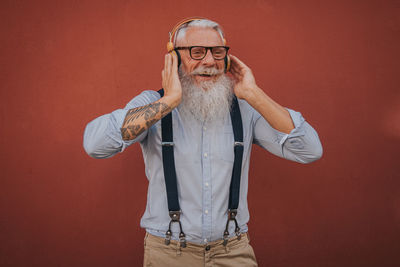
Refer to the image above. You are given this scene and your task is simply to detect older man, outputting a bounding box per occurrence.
[83,18,322,267]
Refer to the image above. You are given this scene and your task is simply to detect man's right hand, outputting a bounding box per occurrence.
[161,52,182,108]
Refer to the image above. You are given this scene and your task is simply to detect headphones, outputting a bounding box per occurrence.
[167,17,231,73]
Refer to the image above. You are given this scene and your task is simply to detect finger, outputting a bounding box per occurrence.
[230,65,240,76]
[231,61,246,76]
[230,61,243,76]
[229,67,242,81]
[164,54,168,67]
[230,55,250,72]
[230,55,246,67]
[163,55,168,87]
[230,60,241,72]
[170,51,178,74]
[165,53,171,77]
[161,70,165,87]
[229,56,241,71]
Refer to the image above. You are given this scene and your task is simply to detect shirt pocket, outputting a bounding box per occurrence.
[214,125,235,163]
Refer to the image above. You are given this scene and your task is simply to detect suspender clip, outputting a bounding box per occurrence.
[179,232,187,248]
[165,229,172,245]
[223,230,229,246]
[165,210,187,247]
[223,209,241,246]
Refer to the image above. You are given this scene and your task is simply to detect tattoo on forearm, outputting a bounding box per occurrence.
[121,102,171,140]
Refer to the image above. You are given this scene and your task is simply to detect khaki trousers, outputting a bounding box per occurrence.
[143,232,258,267]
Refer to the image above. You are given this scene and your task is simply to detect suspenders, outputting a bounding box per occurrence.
[157,89,244,247]
[157,89,186,247]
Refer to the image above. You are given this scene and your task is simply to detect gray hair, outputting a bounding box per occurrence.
[174,19,225,45]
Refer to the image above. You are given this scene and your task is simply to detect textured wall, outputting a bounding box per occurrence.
[1,0,399,266]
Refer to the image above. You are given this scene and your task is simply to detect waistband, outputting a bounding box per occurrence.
[144,232,250,253]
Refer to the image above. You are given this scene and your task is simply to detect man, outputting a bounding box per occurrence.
[83,18,322,267]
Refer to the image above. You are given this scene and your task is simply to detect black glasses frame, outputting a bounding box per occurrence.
[175,46,230,60]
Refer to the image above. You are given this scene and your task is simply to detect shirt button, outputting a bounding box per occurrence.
[203,127,207,131]
[205,182,209,187]
[204,153,208,158]
[205,210,209,214]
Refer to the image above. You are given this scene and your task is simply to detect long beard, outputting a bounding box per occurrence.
[178,66,234,123]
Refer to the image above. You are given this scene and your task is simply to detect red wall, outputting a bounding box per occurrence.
[1,0,399,266]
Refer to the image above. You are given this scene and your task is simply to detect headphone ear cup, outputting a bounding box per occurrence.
[224,55,231,73]
[174,49,181,68]
[167,41,174,52]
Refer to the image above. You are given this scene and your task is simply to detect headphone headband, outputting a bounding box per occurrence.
[169,17,206,42]
[166,17,230,73]
[167,17,226,52]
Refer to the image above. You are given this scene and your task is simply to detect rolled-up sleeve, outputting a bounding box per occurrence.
[253,108,323,164]
[83,90,160,159]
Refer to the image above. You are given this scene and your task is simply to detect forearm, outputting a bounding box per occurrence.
[245,86,294,134]
[120,95,178,141]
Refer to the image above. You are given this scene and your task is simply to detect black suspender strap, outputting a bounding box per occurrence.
[158,89,180,211]
[223,95,244,246]
[157,89,244,247]
[157,89,186,248]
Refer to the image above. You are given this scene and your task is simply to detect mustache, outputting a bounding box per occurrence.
[190,66,224,76]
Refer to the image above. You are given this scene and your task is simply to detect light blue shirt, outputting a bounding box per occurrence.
[83,90,323,244]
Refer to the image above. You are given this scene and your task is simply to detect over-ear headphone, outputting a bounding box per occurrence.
[167,17,231,73]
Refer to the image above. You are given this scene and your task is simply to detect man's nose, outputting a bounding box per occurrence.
[201,49,216,66]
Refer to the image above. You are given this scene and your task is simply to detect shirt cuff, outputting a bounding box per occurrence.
[278,108,306,146]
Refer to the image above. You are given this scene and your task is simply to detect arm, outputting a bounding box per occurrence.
[121,97,173,141]
[252,109,323,163]
[229,55,294,134]
[121,52,182,141]
[83,53,181,158]
[229,55,323,163]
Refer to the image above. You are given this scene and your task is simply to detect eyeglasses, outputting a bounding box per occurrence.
[175,46,229,60]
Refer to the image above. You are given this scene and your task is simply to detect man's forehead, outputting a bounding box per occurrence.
[177,27,224,47]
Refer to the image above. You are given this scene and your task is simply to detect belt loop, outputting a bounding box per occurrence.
[224,243,230,253]
[176,241,182,256]
[144,232,148,246]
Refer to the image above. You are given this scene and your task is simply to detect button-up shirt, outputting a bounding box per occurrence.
[83,90,323,244]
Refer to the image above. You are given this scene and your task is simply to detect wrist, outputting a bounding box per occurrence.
[162,93,181,109]
[242,85,261,103]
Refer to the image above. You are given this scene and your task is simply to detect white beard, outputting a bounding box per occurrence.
[178,66,234,123]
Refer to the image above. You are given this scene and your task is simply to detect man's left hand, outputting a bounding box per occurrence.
[229,55,259,100]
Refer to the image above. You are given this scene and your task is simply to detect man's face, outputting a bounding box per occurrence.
[176,27,226,84]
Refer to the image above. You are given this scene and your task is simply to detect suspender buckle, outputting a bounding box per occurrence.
[169,211,181,221]
[162,142,174,146]
[228,209,237,219]
[234,141,244,147]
